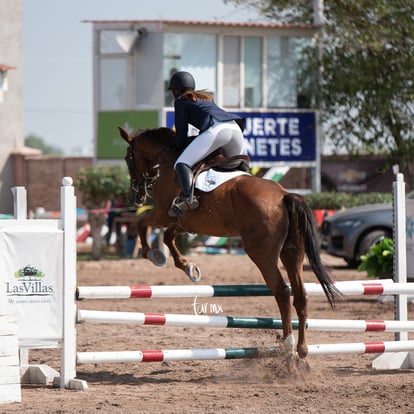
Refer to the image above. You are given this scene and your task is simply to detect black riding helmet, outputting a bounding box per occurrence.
[168,71,195,91]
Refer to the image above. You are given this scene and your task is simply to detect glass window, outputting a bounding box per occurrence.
[267,36,294,108]
[267,36,314,108]
[163,33,216,106]
[294,37,316,108]
[244,36,262,108]
[223,36,240,107]
[99,58,127,110]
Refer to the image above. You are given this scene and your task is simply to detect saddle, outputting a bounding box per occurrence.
[173,135,250,175]
[194,151,250,175]
[191,151,250,190]
[169,150,250,217]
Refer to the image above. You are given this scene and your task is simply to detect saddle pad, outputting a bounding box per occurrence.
[195,169,249,192]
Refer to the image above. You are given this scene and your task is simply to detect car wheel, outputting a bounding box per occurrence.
[344,257,360,269]
[356,230,392,264]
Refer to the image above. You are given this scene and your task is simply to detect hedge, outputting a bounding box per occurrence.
[304,192,392,210]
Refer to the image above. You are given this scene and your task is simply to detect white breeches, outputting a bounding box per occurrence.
[174,119,245,168]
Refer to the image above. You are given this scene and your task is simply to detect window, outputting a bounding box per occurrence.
[99,58,127,110]
[163,33,216,106]
[244,36,262,108]
[160,31,315,109]
[267,36,314,108]
[223,36,240,107]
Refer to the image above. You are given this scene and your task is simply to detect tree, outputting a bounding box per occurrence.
[25,134,63,155]
[76,165,130,260]
[226,1,414,187]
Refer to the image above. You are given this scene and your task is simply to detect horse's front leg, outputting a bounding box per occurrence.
[163,225,202,282]
[137,217,150,258]
[137,216,167,267]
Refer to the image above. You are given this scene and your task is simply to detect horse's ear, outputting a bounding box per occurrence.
[118,126,132,144]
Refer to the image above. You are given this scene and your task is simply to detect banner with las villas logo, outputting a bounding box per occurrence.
[0,223,63,348]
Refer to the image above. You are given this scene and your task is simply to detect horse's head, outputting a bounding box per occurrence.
[118,126,175,207]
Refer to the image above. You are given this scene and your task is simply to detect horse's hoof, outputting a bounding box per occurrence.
[281,351,298,375]
[296,358,310,372]
[185,263,202,282]
[281,334,296,355]
[148,249,167,266]
[297,345,308,360]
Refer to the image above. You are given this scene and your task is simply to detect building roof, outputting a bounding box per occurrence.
[0,64,17,72]
[82,19,317,30]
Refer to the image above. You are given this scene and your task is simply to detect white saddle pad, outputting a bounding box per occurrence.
[195,169,249,192]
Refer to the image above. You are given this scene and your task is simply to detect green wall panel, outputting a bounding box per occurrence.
[97,111,159,159]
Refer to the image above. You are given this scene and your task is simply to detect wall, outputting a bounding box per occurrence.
[10,152,92,213]
[0,0,24,213]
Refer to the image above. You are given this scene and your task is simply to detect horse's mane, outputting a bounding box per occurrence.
[132,127,176,149]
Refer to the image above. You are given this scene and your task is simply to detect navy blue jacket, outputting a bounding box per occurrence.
[173,97,244,146]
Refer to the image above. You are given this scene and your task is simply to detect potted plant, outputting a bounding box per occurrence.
[357,238,394,278]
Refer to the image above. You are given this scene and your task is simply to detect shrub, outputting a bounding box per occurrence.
[357,238,394,278]
[305,192,392,210]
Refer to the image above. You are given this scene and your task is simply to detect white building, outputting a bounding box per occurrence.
[0,0,24,213]
[86,19,320,189]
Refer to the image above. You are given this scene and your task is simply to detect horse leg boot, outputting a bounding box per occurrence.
[169,163,199,217]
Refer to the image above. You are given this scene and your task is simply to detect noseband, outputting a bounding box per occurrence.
[126,139,160,204]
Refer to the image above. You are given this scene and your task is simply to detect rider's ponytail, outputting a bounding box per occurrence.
[180,90,214,102]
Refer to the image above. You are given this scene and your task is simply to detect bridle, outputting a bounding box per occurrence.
[125,136,170,206]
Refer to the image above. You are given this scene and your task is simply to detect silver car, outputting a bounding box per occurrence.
[320,203,392,268]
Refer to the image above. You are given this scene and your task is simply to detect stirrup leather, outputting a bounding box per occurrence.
[168,196,199,217]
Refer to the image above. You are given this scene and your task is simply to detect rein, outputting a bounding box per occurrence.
[127,137,173,202]
[139,166,160,200]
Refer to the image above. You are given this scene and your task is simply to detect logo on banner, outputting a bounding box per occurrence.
[5,264,54,297]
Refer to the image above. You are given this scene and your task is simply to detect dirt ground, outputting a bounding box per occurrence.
[2,252,414,413]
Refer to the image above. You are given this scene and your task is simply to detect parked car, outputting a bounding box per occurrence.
[320,203,393,268]
[321,203,393,268]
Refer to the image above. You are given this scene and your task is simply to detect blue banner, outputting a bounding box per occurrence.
[165,110,317,166]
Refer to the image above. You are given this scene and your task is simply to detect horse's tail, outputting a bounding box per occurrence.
[283,193,341,308]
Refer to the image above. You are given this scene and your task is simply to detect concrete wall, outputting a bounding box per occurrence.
[0,0,24,214]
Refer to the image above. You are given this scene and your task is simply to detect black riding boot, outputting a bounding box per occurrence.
[168,163,199,217]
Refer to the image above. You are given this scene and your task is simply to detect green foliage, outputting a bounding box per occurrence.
[357,238,394,278]
[321,3,414,170]
[225,1,414,188]
[25,134,63,155]
[75,164,130,208]
[304,192,392,210]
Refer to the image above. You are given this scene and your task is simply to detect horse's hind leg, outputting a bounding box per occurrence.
[280,244,308,361]
[243,246,294,356]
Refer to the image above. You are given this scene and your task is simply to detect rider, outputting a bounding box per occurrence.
[168,70,245,217]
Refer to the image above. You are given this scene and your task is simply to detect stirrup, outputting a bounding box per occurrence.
[168,197,199,217]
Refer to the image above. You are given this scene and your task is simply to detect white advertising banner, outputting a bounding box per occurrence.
[406,200,414,281]
[0,222,63,348]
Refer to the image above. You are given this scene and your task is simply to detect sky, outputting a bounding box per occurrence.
[22,0,261,155]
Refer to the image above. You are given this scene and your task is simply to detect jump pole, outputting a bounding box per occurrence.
[76,279,400,300]
[77,310,414,332]
[76,340,414,365]
[372,173,414,370]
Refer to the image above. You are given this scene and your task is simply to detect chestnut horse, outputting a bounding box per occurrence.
[118,126,339,364]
